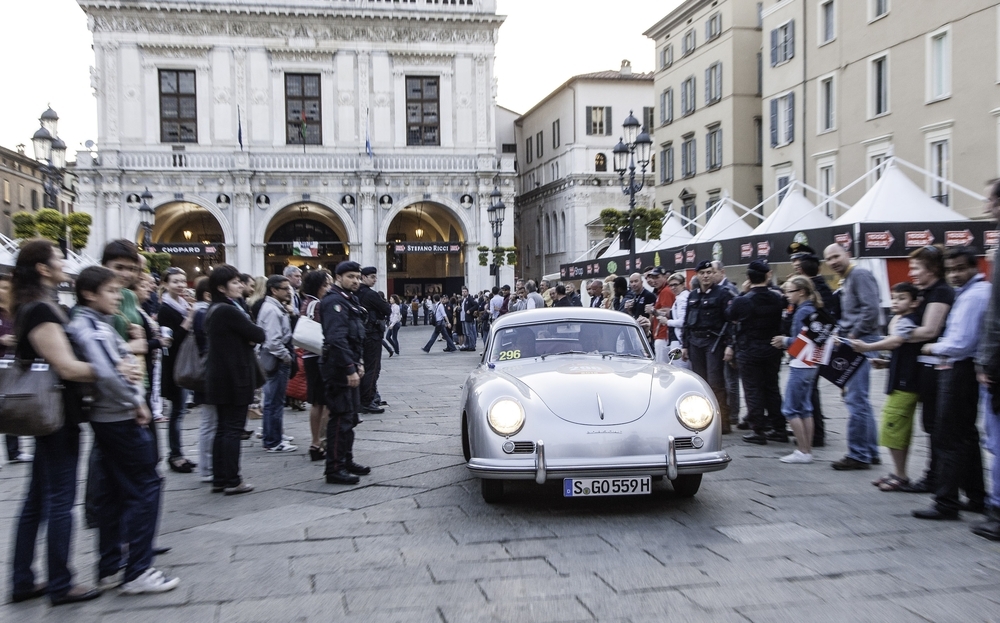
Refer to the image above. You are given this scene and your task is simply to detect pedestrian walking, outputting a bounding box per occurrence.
[189,277,215,481]
[976,179,1000,540]
[460,286,480,351]
[386,294,402,355]
[320,261,371,485]
[205,264,266,495]
[10,239,102,606]
[422,294,457,352]
[158,267,198,473]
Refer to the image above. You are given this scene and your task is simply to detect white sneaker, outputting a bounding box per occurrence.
[282,434,294,442]
[780,450,813,464]
[200,475,213,483]
[119,568,180,594]
[266,441,298,453]
[98,571,124,591]
[14,453,33,463]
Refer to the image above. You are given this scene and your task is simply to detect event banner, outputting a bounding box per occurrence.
[855,221,998,257]
[145,243,220,256]
[393,242,462,254]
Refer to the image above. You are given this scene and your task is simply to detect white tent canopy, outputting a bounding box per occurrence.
[642,212,694,252]
[833,163,969,225]
[752,185,833,235]
[688,198,754,245]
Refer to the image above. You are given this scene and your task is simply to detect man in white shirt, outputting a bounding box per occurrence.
[525,280,545,309]
[421,294,457,352]
[489,287,504,320]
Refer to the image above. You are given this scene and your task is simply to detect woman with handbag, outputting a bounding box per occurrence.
[10,239,107,605]
[205,264,266,495]
[158,267,198,474]
[191,277,216,482]
[299,270,331,461]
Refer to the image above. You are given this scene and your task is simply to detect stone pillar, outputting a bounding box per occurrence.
[233,171,253,272]
[359,180,377,269]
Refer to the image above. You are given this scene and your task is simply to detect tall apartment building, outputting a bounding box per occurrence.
[1,142,76,240]
[644,0,764,233]
[74,0,514,294]
[761,0,1000,218]
[513,62,654,280]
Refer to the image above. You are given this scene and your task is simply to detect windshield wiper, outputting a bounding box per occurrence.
[598,351,648,360]
[540,350,588,360]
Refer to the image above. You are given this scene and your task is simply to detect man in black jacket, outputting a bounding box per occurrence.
[727,260,786,445]
[320,261,370,485]
[356,266,391,414]
[460,286,480,351]
[682,261,735,433]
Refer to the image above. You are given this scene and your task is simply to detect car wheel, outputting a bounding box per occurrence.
[670,474,702,497]
[461,414,471,462]
[481,478,504,503]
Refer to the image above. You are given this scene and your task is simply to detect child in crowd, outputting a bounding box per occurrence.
[69,266,180,594]
[849,282,923,491]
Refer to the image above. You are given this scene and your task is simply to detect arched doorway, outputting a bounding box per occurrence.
[264,203,350,276]
[145,202,226,280]
[384,202,465,298]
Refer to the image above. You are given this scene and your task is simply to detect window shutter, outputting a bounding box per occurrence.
[690,78,695,112]
[705,68,711,104]
[788,20,795,59]
[681,143,688,176]
[787,92,795,143]
[667,89,673,122]
[681,82,687,114]
[715,64,722,102]
[668,147,674,182]
[691,141,696,176]
[705,133,712,171]
[769,99,779,147]
[585,107,592,135]
[716,128,723,167]
[705,19,711,40]
[605,107,613,136]
[770,29,778,66]
[660,91,666,124]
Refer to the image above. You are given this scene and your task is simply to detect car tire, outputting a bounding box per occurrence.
[461,414,472,462]
[481,478,504,503]
[670,474,702,498]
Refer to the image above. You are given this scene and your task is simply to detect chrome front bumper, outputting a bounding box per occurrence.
[467,435,731,482]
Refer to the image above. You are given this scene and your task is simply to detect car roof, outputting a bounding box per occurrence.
[491,308,639,332]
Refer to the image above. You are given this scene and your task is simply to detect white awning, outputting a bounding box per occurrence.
[688,198,754,244]
[833,163,969,225]
[752,186,833,235]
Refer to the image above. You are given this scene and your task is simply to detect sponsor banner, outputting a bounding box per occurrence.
[292,241,319,257]
[392,242,462,254]
[145,244,220,256]
[857,221,996,257]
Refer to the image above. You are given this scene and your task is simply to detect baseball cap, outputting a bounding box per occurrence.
[644,266,669,276]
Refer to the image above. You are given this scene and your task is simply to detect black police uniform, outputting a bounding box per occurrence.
[319,284,368,482]
[683,284,734,426]
[356,283,391,411]
[727,286,786,438]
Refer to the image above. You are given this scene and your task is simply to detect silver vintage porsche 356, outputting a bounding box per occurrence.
[461,308,731,503]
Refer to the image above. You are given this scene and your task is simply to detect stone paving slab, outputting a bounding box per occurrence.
[1,325,998,622]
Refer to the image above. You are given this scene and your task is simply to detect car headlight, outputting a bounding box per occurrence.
[675,393,714,431]
[488,398,525,436]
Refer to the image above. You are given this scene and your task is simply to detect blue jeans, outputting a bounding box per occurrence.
[981,386,1000,509]
[423,322,456,352]
[262,362,290,449]
[386,322,400,354]
[783,366,819,420]
[167,387,190,459]
[463,321,477,350]
[91,420,161,582]
[12,423,81,600]
[843,335,879,463]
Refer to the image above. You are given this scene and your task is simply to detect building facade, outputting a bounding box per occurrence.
[74,0,514,294]
[1,144,76,240]
[761,0,1000,217]
[513,62,654,280]
[645,0,764,233]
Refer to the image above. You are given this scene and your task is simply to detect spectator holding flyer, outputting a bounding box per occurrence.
[848,283,923,491]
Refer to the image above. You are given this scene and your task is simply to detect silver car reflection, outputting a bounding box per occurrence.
[461,308,731,503]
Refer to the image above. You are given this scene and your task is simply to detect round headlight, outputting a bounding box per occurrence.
[675,393,714,431]
[488,398,525,436]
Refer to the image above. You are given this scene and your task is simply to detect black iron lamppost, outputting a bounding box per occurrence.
[31,107,68,212]
[612,110,652,263]
[138,187,155,250]
[487,186,506,289]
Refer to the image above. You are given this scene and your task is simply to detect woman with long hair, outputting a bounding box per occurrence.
[386,294,402,355]
[205,264,265,495]
[191,276,216,481]
[10,239,104,605]
[247,275,268,322]
[300,269,331,461]
[0,273,31,464]
[157,267,197,474]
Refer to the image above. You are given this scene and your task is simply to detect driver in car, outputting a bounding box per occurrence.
[512,328,537,358]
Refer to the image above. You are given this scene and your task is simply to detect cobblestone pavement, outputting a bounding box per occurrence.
[2,324,1000,622]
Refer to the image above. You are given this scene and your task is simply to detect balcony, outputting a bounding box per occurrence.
[143,0,496,14]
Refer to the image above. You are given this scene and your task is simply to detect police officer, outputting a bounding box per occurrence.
[356,266,391,414]
[727,259,786,445]
[320,261,371,485]
[682,260,735,433]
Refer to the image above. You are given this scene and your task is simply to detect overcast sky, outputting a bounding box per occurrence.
[0,0,677,159]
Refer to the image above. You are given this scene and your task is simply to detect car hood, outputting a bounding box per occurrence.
[496,356,653,426]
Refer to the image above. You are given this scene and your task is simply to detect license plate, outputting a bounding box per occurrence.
[563,476,651,497]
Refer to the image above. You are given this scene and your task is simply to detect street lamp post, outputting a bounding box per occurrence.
[138,187,155,250]
[612,110,652,265]
[31,107,68,213]
[487,186,506,290]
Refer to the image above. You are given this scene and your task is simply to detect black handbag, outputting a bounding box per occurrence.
[0,302,66,436]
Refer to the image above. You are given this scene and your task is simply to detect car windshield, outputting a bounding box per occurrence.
[488,321,651,363]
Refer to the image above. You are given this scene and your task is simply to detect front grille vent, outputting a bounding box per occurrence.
[512,441,536,454]
[674,437,695,450]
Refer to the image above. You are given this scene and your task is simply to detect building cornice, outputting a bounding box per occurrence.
[643,0,715,40]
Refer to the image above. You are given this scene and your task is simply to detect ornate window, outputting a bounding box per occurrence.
[285,74,322,145]
[406,76,440,146]
[159,69,197,143]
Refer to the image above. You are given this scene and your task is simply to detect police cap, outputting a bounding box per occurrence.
[695,260,713,271]
[360,266,377,276]
[748,259,771,273]
[787,241,816,260]
[335,261,362,275]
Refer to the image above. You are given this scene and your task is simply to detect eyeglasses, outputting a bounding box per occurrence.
[784,288,802,294]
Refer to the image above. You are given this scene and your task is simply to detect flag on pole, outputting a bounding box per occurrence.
[299,106,308,152]
[237,106,244,151]
[365,107,374,159]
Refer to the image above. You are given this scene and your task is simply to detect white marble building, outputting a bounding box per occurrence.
[74,0,515,294]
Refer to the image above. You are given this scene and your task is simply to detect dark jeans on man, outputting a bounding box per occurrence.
[933,359,986,513]
[423,321,457,352]
[738,354,784,434]
[166,386,189,460]
[687,338,730,423]
[12,423,81,600]
[360,332,383,407]
[91,420,161,583]
[262,362,290,449]
[724,359,741,423]
[212,403,249,488]
[918,363,943,488]
[5,434,20,460]
[325,385,361,474]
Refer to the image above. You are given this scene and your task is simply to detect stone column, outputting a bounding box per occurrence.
[359,181,377,270]
[233,171,253,272]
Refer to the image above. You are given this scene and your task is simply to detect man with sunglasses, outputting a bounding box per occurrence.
[256,275,297,453]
